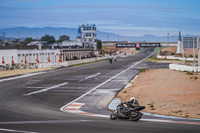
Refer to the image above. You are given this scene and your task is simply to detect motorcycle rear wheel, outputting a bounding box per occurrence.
[110,110,118,120]
[129,111,143,121]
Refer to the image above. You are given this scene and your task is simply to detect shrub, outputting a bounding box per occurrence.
[148,101,154,108]
[194,76,199,80]
[140,68,148,72]
[189,55,193,58]
[186,72,193,75]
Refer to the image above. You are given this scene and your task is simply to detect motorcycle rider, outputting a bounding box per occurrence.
[123,97,139,114]
[109,54,113,64]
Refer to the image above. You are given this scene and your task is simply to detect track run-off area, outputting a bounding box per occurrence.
[0,48,199,133]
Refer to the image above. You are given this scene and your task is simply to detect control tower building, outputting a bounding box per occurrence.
[76,24,97,48]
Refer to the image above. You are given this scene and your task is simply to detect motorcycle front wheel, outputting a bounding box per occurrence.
[110,110,118,120]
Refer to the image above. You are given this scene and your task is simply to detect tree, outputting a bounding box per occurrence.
[22,37,33,45]
[97,39,102,50]
[57,35,70,42]
[41,35,55,44]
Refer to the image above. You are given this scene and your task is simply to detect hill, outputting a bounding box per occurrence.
[0,27,182,42]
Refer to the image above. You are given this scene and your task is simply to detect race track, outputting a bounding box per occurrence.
[0,48,199,133]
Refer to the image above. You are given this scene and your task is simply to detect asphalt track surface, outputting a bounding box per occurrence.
[0,48,200,133]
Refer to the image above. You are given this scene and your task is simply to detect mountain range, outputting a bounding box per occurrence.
[0,27,185,42]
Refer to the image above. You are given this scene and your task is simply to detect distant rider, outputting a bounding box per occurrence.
[109,54,113,64]
[114,56,117,62]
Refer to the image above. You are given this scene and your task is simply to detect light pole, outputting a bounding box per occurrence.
[17,31,20,45]
[193,37,195,65]
[2,32,6,46]
[118,33,119,42]
[167,33,169,47]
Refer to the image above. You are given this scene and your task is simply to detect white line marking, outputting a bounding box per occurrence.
[60,50,154,112]
[79,73,101,82]
[24,82,68,96]
[141,119,171,123]
[0,128,38,133]
[27,87,45,89]
[84,73,101,80]
[0,72,46,83]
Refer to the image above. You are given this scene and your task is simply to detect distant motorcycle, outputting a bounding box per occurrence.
[109,58,112,64]
[110,103,145,121]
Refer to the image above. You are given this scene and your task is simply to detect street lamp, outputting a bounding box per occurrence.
[17,31,20,44]
[167,33,169,47]
[2,32,6,46]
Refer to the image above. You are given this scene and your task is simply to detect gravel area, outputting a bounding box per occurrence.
[116,69,200,118]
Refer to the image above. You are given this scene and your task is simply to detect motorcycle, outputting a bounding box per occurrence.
[109,58,112,64]
[110,103,145,121]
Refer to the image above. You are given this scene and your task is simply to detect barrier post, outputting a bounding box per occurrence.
[2,56,5,64]
[12,56,14,64]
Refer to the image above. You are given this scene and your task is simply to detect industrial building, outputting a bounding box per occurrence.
[182,36,199,49]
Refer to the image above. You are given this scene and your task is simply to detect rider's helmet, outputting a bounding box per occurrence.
[130,97,135,103]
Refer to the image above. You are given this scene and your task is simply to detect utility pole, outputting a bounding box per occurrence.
[2,32,6,46]
[187,34,189,48]
[193,37,195,65]
[17,31,20,44]
[198,36,200,67]
[167,33,169,47]
[118,33,119,42]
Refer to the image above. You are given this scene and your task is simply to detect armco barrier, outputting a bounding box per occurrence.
[169,64,200,72]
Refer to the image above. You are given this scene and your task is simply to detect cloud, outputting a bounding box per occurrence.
[99,26,178,31]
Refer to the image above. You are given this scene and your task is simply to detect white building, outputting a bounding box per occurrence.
[76,24,97,48]
[62,41,83,47]
[0,49,60,66]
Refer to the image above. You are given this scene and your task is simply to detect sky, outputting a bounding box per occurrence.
[0,0,200,36]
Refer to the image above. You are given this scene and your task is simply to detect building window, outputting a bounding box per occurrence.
[22,54,25,56]
[86,33,91,36]
[87,27,91,30]
[18,54,21,56]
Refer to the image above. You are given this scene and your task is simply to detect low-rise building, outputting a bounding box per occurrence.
[0,48,60,66]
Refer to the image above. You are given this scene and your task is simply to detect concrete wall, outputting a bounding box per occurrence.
[157,55,198,61]
[169,64,200,72]
[38,62,68,68]
[0,49,60,65]
[62,41,83,47]
[160,42,177,47]
[67,56,108,66]
[199,49,200,66]
[0,49,18,65]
